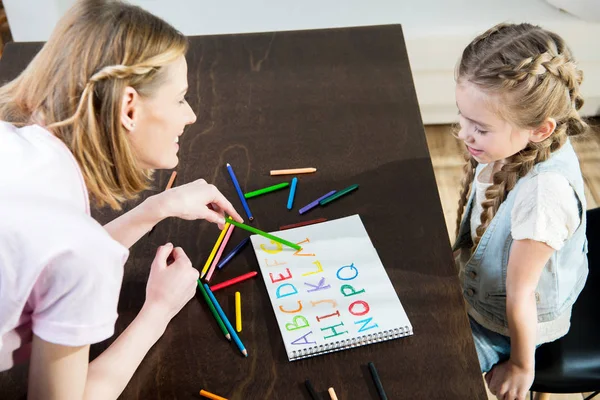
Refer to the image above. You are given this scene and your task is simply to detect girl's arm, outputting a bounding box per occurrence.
[104,179,243,249]
[486,238,554,399]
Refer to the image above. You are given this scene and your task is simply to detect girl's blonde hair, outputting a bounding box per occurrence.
[454,23,588,248]
[0,0,188,209]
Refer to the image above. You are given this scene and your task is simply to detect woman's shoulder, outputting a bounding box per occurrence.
[0,121,90,213]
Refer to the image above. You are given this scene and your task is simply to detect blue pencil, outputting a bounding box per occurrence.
[226,163,254,221]
[298,190,336,215]
[204,283,248,357]
[217,237,250,269]
[286,177,298,210]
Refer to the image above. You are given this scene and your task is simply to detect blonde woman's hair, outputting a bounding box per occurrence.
[454,23,588,248]
[0,0,188,209]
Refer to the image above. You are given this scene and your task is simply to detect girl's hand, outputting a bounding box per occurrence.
[157,178,243,229]
[144,243,199,324]
[485,360,534,400]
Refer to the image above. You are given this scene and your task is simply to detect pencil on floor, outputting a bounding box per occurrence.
[244,182,290,199]
[319,184,359,206]
[235,291,242,332]
[279,218,327,231]
[205,224,235,282]
[286,177,298,210]
[224,217,301,250]
[328,387,338,400]
[298,190,336,214]
[148,170,177,235]
[217,237,250,269]
[270,167,317,176]
[204,283,248,357]
[305,379,320,400]
[368,362,388,400]
[226,163,254,221]
[199,389,228,400]
[201,222,231,278]
[196,280,230,341]
[210,271,258,292]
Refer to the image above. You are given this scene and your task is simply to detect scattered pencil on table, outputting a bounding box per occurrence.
[226,163,254,221]
[280,218,327,231]
[201,221,231,278]
[270,167,316,176]
[286,177,298,210]
[199,389,228,400]
[196,280,231,341]
[217,237,250,269]
[203,284,248,357]
[244,182,289,199]
[368,362,388,400]
[319,184,359,206]
[305,379,320,400]
[205,224,235,282]
[210,271,258,292]
[224,217,301,250]
[298,190,336,214]
[148,170,178,235]
[235,291,242,332]
[328,387,338,400]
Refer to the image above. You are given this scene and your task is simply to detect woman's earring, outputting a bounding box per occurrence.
[130,123,135,130]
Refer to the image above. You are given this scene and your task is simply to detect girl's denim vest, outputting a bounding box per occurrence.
[453,139,589,341]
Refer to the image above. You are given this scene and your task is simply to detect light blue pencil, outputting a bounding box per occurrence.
[203,283,248,357]
[287,177,298,210]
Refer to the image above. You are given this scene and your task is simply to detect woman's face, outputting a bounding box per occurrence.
[127,55,197,169]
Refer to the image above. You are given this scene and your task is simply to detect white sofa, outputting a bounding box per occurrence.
[4,0,600,124]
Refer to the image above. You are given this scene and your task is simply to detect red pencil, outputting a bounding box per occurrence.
[210,271,258,292]
[279,218,327,231]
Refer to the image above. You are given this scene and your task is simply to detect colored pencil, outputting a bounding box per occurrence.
[196,279,230,341]
[298,190,336,214]
[286,177,298,210]
[199,389,228,400]
[328,387,338,400]
[244,182,289,199]
[319,184,359,206]
[204,284,247,357]
[368,362,388,400]
[148,171,177,235]
[226,163,253,221]
[305,380,320,400]
[205,224,235,282]
[210,271,258,292]
[225,217,301,250]
[200,222,231,277]
[217,237,250,269]
[270,167,317,176]
[279,218,327,231]
[235,291,242,332]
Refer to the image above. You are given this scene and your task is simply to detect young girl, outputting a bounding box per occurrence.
[0,1,242,398]
[452,23,589,400]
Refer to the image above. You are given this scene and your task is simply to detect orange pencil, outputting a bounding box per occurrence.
[270,167,316,176]
[199,389,228,400]
[328,387,339,400]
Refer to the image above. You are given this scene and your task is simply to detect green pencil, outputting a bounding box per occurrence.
[319,184,359,206]
[197,279,231,341]
[224,217,301,250]
[244,182,290,199]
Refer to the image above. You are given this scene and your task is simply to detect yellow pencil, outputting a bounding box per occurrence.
[199,389,228,400]
[328,387,339,400]
[235,291,242,332]
[270,167,316,176]
[201,222,231,277]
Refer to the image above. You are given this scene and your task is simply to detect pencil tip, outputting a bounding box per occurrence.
[226,163,230,166]
[226,334,231,340]
[242,350,248,356]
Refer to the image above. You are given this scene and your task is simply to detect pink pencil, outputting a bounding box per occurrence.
[205,224,235,282]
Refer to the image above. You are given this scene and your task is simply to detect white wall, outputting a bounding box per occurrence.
[4,0,600,122]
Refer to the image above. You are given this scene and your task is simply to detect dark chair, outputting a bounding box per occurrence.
[530,207,600,400]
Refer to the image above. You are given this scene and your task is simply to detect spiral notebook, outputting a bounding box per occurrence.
[250,214,413,361]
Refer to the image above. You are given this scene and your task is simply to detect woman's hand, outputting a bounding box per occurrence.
[485,359,534,400]
[144,243,199,323]
[156,178,243,229]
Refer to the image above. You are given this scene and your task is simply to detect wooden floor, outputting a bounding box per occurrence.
[424,123,600,400]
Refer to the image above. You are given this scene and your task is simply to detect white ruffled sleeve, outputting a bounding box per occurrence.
[511,172,581,250]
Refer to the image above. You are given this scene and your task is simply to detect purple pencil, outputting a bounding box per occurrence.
[298,190,337,214]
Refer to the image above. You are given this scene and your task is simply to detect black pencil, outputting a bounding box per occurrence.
[305,379,320,400]
[368,362,388,400]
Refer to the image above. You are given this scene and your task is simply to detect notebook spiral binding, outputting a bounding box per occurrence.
[289,326,413,361]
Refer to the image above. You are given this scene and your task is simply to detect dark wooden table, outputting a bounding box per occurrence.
[0,25,486,399]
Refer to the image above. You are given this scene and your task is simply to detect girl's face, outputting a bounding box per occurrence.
[455,82,532,165]
[127,55,197,169]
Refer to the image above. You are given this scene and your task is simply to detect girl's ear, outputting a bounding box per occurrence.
[121,86,140,132]
[530,118,556,143]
